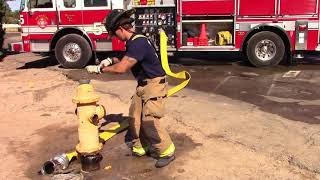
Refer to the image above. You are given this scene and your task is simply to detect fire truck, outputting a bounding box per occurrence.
[14,0,320,68]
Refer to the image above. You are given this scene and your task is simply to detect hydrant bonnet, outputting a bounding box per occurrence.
[72,84,99,104]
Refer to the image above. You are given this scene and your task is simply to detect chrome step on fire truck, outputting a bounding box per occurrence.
[14,0,320,68]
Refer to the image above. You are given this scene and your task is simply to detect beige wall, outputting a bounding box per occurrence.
[3,24,21,32]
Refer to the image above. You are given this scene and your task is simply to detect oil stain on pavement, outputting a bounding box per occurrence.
[7,121,201,179]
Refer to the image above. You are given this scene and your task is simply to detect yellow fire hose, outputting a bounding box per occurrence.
[159,30,191,97]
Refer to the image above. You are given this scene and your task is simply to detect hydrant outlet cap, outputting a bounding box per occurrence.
[79,79,91,84]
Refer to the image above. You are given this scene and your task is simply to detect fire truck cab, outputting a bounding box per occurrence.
[17,0,320,68]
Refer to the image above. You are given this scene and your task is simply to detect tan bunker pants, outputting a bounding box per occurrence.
[129,76,175,157]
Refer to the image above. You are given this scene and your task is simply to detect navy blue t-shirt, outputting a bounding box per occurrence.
[125,35,165,81]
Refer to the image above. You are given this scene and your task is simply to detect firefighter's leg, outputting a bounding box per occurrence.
[129,93,149,156]
[142,96,175,167]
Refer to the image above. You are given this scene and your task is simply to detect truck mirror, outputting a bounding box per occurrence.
[28,11,34,16]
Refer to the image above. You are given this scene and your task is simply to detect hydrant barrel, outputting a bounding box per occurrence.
[72,82,105,172]
[76,104,102,153]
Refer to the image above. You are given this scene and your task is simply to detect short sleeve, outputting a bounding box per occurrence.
[125,38,146,62]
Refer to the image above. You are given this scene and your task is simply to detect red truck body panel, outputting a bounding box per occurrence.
[17,0,320,55]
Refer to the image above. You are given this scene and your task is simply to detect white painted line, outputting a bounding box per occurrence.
[282,71,301,78]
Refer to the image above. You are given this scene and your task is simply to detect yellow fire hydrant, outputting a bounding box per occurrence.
[72,80,106,172]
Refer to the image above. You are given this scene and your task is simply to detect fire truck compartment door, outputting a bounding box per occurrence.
[27,0,58,29]
[182,0,234,15]
[280,0,317,15]
[295,21,308,50]
[239,0,276,16]
[27,0,58,52]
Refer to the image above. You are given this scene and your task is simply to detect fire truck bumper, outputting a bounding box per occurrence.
[9,42,24,53]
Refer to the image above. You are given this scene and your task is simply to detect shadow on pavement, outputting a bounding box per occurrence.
[170,52,248,66]
[0,51,5,62]
[16,56,59,69]
[0,50,21,62]
[102,113,128,124]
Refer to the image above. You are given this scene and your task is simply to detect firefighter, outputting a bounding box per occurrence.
[85,9,175,168]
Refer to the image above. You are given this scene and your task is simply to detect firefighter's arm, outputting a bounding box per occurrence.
[100,56,137,74]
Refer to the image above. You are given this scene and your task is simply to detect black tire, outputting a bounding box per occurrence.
[55,34,92,69]
[246,31,285,67]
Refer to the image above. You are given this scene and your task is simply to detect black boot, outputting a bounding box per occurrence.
[155,155,175,168]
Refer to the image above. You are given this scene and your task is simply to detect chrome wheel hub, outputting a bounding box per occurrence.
[255,39,276,61]
[63,43,81,62]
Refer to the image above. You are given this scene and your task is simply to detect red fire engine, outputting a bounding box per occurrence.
[15,0,320,68]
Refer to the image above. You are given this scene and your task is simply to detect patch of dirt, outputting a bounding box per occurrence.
[7,124,78,179]
[32,83,70,102]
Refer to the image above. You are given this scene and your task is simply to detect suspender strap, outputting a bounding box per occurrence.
[132,34,147,40]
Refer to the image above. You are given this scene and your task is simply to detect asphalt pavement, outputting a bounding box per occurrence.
[1,34,320,178]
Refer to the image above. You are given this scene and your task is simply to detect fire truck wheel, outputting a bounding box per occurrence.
[246,31,285,67]
[55,34,92,69]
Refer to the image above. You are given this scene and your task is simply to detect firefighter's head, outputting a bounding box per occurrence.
[104,9,135,40]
